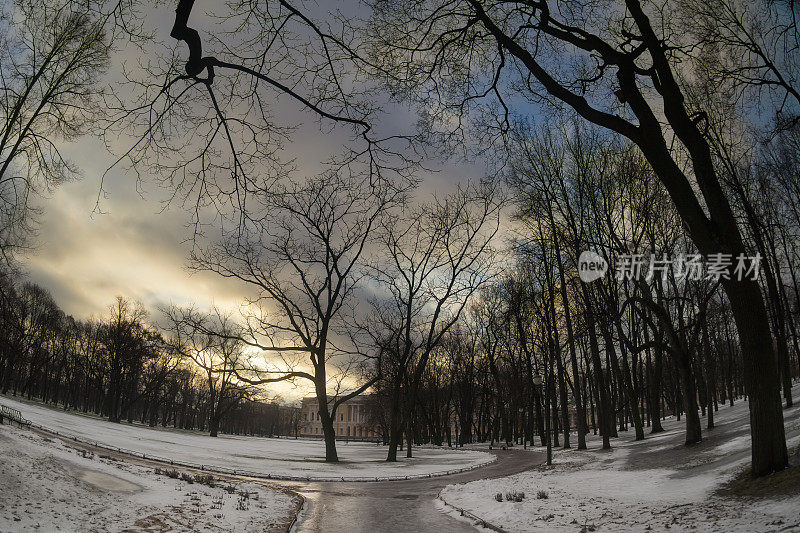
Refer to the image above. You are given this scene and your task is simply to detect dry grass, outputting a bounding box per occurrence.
[718,444,800,498]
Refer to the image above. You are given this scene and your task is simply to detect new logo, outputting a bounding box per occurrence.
[578,251,608,283]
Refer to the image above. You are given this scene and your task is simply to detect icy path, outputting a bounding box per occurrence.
[0,395,494,481]
[440,382,800,532]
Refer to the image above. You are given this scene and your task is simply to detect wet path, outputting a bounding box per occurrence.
[23,418,542,532]
[277,448,542,532]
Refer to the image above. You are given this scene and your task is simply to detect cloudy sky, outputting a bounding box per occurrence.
[16,1,485,398]
[18,1,249,319]
[22,98,473,325]
[19,2,469,319]
[23,141,251,320]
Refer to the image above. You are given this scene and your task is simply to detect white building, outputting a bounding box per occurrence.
[300,394,379,440]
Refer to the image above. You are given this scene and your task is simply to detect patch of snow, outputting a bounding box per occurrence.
[0,395,494,480]
[0,425,298,532]
[440,382,800,532]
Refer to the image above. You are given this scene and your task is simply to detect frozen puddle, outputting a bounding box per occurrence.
[79,469,141,492]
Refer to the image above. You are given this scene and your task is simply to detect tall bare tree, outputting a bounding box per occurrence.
[175,171,395,461]
[367,0,789,476]
[0,0,110,264]
[369,182,501,461]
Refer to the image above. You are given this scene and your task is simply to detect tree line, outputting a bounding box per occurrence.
[0,276,299,437]
[368,118,799,461]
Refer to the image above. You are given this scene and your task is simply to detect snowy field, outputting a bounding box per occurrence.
[441,383,800,532]
[0,395,494,480]
[0,425,299,532]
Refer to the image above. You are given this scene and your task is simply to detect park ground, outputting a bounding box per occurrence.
[0,424,300,531]
[1,387,799,532]
[439,382,800,532]
[0,394,494,481]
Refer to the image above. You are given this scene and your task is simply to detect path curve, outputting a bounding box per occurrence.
[25,423,539,532]
[277,448,542,533]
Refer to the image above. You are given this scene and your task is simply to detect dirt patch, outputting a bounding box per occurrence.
[123,513,172,532]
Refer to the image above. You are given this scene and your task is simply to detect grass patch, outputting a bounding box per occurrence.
[718,445,800,498]
[719,464,800,498]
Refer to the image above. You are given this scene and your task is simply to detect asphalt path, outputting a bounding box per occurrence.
[278,447,543,533]
[22,418,542,532]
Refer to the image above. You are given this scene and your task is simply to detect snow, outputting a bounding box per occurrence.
[440,384,800,532]
[0,395,494,481]
[0,424,299,532]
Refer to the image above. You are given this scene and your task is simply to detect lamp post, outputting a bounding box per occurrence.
[533,373,552,465]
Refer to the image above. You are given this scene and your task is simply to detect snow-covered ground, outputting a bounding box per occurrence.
[0,395,494,480]
[0,424,299,532]
[441,384,800,532]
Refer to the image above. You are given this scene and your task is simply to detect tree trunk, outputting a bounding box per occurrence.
[725,279,788,475]
[612,318,645,441]
[674,345,702,445]
[386,381,403,462]
[650,340,665,433]
[553,238,587,449]
[209,414,219,437]
[585,296,611,449]
[315,382,338,462]
[405,418,413,458]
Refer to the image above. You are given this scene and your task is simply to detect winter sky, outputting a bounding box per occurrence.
[21,1,479,323]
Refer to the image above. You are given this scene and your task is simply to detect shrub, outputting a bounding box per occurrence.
[236,495,249,511]
[194,474,215,487]
[504,491,525,502]
[494,493,503,502]
[164,468,180,479]
[536,490,549,500]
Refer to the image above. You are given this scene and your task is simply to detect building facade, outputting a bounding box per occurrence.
[300,394,379,440]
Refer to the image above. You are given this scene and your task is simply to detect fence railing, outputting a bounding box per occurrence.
[1,404,31,426]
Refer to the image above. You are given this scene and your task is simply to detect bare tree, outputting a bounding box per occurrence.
[367,0,789,476]
[0,0,110,264]
[175,171,394,461]
[105,0,414,242]
[679,0,799,132]
[369,182,501,461]
[101,296,148,423]
[165,307,256,437]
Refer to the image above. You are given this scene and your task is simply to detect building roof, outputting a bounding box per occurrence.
[300,393,375,404]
